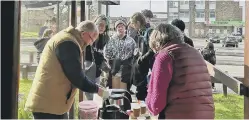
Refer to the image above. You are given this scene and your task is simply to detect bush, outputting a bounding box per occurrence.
[18,99,33,119]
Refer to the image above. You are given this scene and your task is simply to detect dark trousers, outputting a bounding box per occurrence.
[33,112,68,119]
[158,107,166,119]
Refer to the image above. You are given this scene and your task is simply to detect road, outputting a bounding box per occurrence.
[20,38,245,94]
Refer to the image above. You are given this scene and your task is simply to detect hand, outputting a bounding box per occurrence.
[97,87,109,99]
[97,87,104,97]
[133,48,139,56]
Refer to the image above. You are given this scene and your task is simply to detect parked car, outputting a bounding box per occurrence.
[222,36,239,47]
[218,34,227,41]
[206,33,215,39]
[232,33,242,42]
[209,35,220,43]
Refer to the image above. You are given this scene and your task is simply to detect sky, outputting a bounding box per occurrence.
[109,0,167,17]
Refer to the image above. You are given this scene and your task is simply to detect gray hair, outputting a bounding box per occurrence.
[75,20,98,33]
[149,23,184,51]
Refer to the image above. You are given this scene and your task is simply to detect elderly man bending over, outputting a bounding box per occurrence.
[25,21,106,119]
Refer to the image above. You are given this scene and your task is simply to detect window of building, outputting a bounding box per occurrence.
[223,29,228,34]
[209,29,213,33]
[180,0,188,5]
[195,29,199,35]
[200,29,204,35]
[209,1,216,5]
[212,29,216,33]
[180,1,184,5]
[196,0,205,4]
[216,29,220,34]
[196,11,205,18]
[200,0,205,5]
[169,1,178,8]
[210,11,215,18]
[179,11,189,18]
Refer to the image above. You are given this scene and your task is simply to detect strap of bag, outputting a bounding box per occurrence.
[90,46,95,62]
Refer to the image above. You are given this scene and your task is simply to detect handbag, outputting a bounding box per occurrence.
[84,46,97,100]
[84,46,97,81]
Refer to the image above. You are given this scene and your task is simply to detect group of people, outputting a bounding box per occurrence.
[25,9,216,119]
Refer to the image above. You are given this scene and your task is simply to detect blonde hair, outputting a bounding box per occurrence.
[42,29,53,38]
[76,20,98,33]
[149,24,184,52]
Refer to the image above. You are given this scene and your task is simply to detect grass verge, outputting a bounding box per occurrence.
[18,79,244,119]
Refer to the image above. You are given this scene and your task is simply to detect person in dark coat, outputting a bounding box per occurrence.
[38,20,49,38]
[34,29,53,64]
[84,14,110,100]
[171,19,194,47]
[130,28,155,100]
[201,42,216,90]
[141,9,154,34]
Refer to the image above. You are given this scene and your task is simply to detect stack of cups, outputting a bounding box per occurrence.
[140,102,147,115]
[132,103,141,118]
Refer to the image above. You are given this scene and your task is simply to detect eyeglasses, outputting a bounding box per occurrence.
[88,33,94,43]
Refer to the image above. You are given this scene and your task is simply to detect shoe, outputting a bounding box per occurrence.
[212,87,218,93]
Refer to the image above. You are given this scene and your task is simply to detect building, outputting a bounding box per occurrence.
[167,0,244,38]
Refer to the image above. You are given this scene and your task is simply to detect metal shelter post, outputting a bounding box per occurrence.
[244,1,249,119]
[79,0,86,103]
[1,1,21,119]
[68,1,77,119]
[56,1,60,32]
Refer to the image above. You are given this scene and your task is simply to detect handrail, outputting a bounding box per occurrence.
[206,61,242,94]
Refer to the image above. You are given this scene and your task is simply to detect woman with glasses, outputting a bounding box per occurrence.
[84,14,110,100]
[103,19,136,90]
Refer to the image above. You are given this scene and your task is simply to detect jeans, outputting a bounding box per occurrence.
[33,112,68,119]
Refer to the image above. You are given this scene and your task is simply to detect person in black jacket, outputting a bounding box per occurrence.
[131,28,155,100]
[34,28,54,64]
[201,42,216,90]
[171,19,194,47]
[84,15,110,100]
[38,20,49,38]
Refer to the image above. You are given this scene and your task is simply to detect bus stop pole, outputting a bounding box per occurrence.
[79,1,86,103]
[244,1,249,119]
[68,1,77,119]
[12,1,21,119]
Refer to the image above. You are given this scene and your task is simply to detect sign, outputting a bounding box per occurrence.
[209,21,245,27]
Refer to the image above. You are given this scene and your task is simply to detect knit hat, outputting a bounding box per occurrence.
[114,20,127,29]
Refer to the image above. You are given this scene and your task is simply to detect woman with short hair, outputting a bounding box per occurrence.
[146,23,214,119]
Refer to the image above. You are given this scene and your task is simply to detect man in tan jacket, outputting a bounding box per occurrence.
[25,20,106,119]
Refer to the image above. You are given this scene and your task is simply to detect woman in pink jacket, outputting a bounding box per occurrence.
[146,23,215,119]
